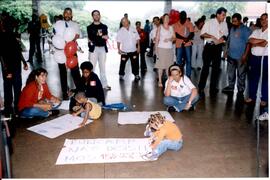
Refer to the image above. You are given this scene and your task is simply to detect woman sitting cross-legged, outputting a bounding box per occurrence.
[163,64,199,112]
[18,68,61,118]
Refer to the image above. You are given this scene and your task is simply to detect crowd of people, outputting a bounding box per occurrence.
[0,7,268,123]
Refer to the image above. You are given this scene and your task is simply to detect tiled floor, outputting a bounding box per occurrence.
[2,40,268,178]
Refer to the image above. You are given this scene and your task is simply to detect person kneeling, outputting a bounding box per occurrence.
[71,92,102,127]
[142,112,183,161]
[163,64,199,112]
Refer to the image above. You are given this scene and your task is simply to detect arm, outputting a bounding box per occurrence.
[117,42,122,54]
[240,43,251,64]
[102,25,109,40]
[79,103,92,127]
[249,38,268,47]
[164,77,173,97]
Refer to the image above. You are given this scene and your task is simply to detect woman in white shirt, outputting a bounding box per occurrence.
[163,64,199,112]
[155,14,176,87]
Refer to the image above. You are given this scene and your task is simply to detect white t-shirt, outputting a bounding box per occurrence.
[53,20,82,38]
[116,26,140,53]
[249,28,268,56]
[164,75,195,97]
[201,18,228,43]
[158,25,174,49]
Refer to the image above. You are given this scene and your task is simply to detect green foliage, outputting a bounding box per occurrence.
[198,2,245,18]
[0,0,32,32]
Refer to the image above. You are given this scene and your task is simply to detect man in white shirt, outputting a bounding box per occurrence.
[198,7,228,97]
[246,13,268,113]
[116,17,141,81]
[53,7,82,100]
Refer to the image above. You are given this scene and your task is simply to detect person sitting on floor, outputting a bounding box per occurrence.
[163,64,199,112]
[18,68,61,118]
[142,112,183,161]
[71,92,102,127]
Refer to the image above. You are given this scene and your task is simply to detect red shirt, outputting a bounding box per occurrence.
[18,81,52,111]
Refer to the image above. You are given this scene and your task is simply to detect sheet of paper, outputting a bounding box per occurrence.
[118,111,175,125]
[27,114,92,139]
[57,100,70,110]
[56,138,153,165]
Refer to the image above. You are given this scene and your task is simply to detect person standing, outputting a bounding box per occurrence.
[155,13,175,87]
[53,7,82,100]
[173,11,194,78]
[245,13,268,110]
[87,10,111,90]
[221,13,252,97]
[116,17,141,81]
[149,16,160,62]
[198,7,228,96]
[136,21,148,72]
[191,18,204,70]
[27,14,42,63]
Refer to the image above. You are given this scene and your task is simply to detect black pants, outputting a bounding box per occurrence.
[198,43,222,91]
[58,63,81,97]
[28,36,42,62]
[119,51,139,76]
[2,66,22,115]
[140,43,147,70]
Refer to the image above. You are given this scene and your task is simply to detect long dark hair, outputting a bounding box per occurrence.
[26,68,48,85]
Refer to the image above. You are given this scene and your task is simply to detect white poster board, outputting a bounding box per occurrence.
[27,114,92,139]
[56,138,153,165]
[118,111,175,125]
[57,100,70,110]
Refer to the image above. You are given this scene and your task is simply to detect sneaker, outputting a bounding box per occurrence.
[103,86,111,91]
[141,152,158,161]
[222,86,234,94]
[258,112,268,121]
[135,75,141,81]
[119,75,124,80]
[167,106,176,112]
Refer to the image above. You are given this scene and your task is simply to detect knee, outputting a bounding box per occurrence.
[163,96,172,105]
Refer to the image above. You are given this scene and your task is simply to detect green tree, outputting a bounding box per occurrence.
[198,2,246,18]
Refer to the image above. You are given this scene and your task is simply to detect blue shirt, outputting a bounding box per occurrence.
[228,24,252,60]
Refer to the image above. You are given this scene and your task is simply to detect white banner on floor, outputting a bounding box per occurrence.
[27,114,92,139]
[118,111,175,125]
[56,138,153,165]
[57,100,70,110]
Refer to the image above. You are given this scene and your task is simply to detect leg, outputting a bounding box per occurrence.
[20,107,49,118]
[163,95,190,112]
[119,54,128,76]
[176,47,184,65]
[28,37,35,62]
[70,65,81,89]
[261,56,268,102]
[2,74,13,115]
[154,140,183,157]
[236,60,247,93]
[12,67,22,114]
[197,43,204,68]
[209,44,222,91]
[191,44,197,68]
[185,46,192,77]
[35,37,42,62]
[130,52,139,76]
[140,43,147,71]
[97,48,108,87]
[89,49,98,70]
[157,69,163,87]
[198,44,212,91]
[248,55,260,101]
[58,63,68,99]
[226,56,237,90]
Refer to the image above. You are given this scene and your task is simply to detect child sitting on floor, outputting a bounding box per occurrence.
[71,92,102,127]
[143,112,183,161]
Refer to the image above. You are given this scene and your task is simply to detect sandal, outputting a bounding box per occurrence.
[245,98,253,104]
[158,82,163,87]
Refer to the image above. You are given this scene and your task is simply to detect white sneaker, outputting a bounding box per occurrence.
[258,112,268,121]
[141,151,158,161]
[103,86,111,91]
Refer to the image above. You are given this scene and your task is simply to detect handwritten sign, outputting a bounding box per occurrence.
[56,138,153,165]
[27,114,92,139]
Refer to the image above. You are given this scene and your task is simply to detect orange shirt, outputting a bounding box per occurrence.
[173,20,194,48]
[18,81,52,111]
[152,120,183,149]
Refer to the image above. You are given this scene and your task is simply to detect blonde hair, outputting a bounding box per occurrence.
[74,92,86,101]
[147,112,165,131]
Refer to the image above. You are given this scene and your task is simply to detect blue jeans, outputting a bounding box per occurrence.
[20,102,61,118]
[176,46,192,77]
[163,94,199,112]
[154,139,183,157]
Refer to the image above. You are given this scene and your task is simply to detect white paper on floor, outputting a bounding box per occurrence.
[56,138,153,165]
[57,100,70,110]
[27,114,92,139]
[118,111,175,125]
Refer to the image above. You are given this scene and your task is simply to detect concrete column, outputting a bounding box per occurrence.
[164,0,172,14]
